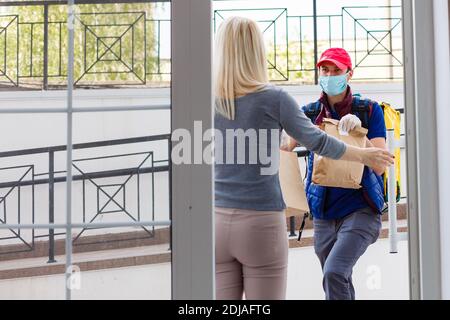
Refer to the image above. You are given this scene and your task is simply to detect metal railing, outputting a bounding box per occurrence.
[0,133,171,262]
[0,0,170,90]
[214,5,403,84]
[0,1,402,90]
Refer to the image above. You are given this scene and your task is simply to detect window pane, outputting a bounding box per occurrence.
[0,113,67,299]
[213,0,408,300]
[69,0,171,299]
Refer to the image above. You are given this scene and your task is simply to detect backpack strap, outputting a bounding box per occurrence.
[351,96,373,129]
[303,101,322,124]
[303,97,373,129]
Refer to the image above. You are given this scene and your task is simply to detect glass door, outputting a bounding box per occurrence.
[0,0,214,300]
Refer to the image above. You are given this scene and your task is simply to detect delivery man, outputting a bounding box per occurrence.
[282,47,388,300]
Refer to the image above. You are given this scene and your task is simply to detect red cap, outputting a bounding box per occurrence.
[317,48,352,71]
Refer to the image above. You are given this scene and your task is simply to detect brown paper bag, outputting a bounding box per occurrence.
[312,118,368,189]
[279,150,310,217]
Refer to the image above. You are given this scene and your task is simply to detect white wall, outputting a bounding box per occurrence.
[0,263,172,300]
[0,88,172,244]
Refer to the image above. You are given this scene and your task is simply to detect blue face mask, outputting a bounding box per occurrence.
[319,73,349,96]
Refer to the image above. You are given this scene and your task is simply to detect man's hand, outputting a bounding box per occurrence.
[338,114,362,133]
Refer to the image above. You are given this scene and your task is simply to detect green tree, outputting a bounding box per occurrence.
[266,38,316,85]
[0,1,163,89]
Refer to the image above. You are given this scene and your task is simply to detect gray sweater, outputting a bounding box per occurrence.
[214,85,346,211]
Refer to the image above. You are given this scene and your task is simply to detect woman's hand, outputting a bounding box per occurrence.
[340,145,394,168]
[360,147,395,168]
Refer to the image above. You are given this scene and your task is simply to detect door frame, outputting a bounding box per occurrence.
[402,0,450,300]
[171,0,215,299]
[170,0,450,300]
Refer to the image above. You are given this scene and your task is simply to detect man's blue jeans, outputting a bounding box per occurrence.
[313,207,382,300]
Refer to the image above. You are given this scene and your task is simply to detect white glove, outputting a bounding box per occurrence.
[338,114,362,133]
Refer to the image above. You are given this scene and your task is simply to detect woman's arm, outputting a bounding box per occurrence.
[279,90,394,166]
[280,129,394,168]
[279,91,346,159]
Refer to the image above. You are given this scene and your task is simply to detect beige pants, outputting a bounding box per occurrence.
[215,206,289,300]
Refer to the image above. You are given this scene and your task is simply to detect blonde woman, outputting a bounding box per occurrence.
[214,16,394,300]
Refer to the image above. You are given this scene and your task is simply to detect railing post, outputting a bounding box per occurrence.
[168,138,172,252]
[43,3,49,90]
[387,129,398,254]
[48,150,56,263]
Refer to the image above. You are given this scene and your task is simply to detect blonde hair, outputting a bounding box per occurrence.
[214,16,269,120]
